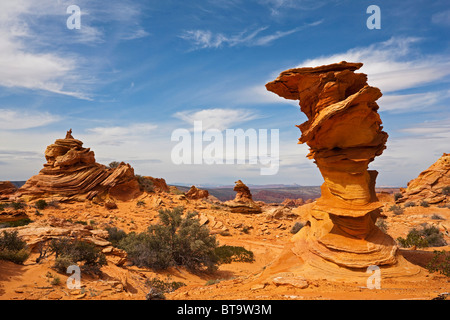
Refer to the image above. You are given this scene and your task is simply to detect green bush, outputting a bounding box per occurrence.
[389,204,404,215]
[290,222,304,234]
[420,200,429,208]
[394,193,403,201]
[0,218,32,229]
[49,237,107,274]
[376,218,388,233]
[118,207,219,272]
[136,175,154,193]
[0,230,30,264]
[427,250,450,277]
[214,245,254,264]
[442,186,450,196]
[108,161,121,169]
[397,224,447,248]
[105,227,128,247]
[35,200,48,210]
[10,201,25,210]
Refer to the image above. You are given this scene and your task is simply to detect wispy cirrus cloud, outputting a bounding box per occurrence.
[180,20,322,50]
[174,108,261,131]
[85,123,158,146]
[0,0,149,100]
[0,109,61,130]
[297,37,450,94]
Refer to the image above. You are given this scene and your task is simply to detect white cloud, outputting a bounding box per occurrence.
[0,1,91,99]
[173,108,260,131]
[297,37,450,93]
[378,90,449,113]
[432,10,450,26]
[258,0,329,15]
[180,21,321,49]
[0,109,61,130]
[86,123,158,145]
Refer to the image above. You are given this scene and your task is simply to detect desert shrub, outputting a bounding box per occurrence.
[431,214,445,220]
[442,186,450,196]
[10,201,25,210]
[136,200,146,207]
[214,245,255,264]
[118,207,218,272]
[404,201,416,208]
[397,224,447,248]
[290,222,305,234]
[105,227,127,247]
[0,203,6,212]
[0,218,32,229]
[427,250,450,277]
[35,200,48,210]
[394,193,403,201]
[389,204,404,215]
[420,200,429,208]
[136,175,154,193]
[49,237,107,274]
[0,230,30,264]
[47,199,61,209]
[376,218,388,233]
[108,161,121,169]
[145,276,186,300]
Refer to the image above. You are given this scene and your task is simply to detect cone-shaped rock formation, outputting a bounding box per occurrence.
[16,130,141,201]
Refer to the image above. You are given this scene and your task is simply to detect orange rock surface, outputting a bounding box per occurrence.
[266,61,414,274]
[398,153,450,206]
[16,130,141,202]
[185,185,209,200]
[0,182,17,199]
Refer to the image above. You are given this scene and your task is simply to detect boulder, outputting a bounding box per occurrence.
[185,185,209,200]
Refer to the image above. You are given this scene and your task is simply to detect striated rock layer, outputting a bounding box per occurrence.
[398,153,450,206]
[266,61,415,274]
[16,130,141,202]
[0,181,17,200]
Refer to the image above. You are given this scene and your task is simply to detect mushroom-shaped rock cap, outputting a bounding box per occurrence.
[265,61,363,101]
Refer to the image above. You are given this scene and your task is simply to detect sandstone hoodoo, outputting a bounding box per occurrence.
[224,180,262,214]
[16,130,141,202]
[265,61,417,277]
[398,153,450,206]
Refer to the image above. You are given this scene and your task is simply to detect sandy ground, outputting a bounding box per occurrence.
[0,192,449,301]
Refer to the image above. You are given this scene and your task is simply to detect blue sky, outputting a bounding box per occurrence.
[0,0,449,187]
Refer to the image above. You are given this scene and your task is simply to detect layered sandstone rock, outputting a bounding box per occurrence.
[16,130,141,202]
[1,217,127,265]
[398,153,450,205]
[266,61,400,270]
[224,180,262,214]
[185,185,209,200]
[281,198,305,207]
[143,176,170,193]
[0,181,17,200]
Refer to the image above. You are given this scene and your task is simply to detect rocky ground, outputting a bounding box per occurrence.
[0,190,449,301]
